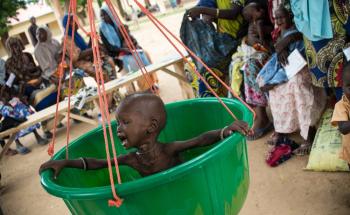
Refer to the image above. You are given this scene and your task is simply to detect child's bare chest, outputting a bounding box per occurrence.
[131,152,181,176]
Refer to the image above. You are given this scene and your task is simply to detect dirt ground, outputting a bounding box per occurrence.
[1,5,350,215]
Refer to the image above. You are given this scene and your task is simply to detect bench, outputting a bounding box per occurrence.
[0,54,194,159]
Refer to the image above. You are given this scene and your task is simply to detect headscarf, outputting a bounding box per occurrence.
[34,26,61,80]
[62,14,89,51]
[5,37,25,57]
[100,4,122,48]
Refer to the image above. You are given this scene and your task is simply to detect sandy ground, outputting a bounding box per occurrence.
[1,5,350,215]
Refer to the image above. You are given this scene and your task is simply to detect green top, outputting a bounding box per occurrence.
[217,0,245,38]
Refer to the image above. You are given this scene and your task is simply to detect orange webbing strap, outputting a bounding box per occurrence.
[133,0,255,121]
[64,0,80,159]
[87,0,123,207]
[105,0,157,95]
[48,1,74,157]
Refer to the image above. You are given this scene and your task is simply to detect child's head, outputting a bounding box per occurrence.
[274,5,292,30]
[242,2,264,22]
[342,61,350,100]
[115,93,166,149]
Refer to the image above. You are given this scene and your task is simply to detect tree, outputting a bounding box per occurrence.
[0,0,27,37]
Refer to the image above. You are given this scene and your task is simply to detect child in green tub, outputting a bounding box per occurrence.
[40,93,251,177]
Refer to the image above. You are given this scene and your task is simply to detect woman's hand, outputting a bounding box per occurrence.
[39,160,67,179]
[224,120,252,137]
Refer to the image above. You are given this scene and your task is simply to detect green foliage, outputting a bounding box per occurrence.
[0,0,27,36]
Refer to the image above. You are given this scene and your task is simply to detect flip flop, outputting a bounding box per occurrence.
[16,146,31,155]
[293,143,312,156]
[247,123,273,141]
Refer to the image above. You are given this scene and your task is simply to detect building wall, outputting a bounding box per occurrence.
[0,12,62,58]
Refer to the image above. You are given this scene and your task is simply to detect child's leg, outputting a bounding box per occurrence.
[33,130,49,145]
[15,139,30,154]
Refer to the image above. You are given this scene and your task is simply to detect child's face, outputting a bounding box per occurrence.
[243,6,264,22]
[275,9,291,30]
[115,105,152,149]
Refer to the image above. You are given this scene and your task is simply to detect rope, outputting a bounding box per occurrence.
[86,0,123,207]
[47,0,74,157]
[105,0,157,94]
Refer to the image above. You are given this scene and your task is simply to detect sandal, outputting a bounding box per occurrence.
[247,123,273,141]
[293,143,312,156]
[16,145,31,155]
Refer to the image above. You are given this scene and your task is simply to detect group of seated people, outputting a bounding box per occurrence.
[0,4,159,156]
[188,0,350,160]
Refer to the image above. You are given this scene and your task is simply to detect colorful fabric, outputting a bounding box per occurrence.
[257,28,303,88]
[269,68,326,140]
[34,26,61,80]
[62,14,89,51]
[61,69,94,114]
[302,0,350,89]
[331,96,350,163]
[0,98,40,139]
[290,0,333,41]
[242,51,270,106]
[229,41,258,96]
[198,68,226,97]
[217,0,245,39]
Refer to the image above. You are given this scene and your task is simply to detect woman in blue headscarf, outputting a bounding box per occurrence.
[99,4,159,92]
[62,14,89,51]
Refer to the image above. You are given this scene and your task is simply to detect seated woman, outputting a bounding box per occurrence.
[62,14,117,82]
[4,37,60,138]
[4,37,42,98]
[34,26,61,85]
[256,6,325,153]
[99,5,159,93]
[0,92,48,155]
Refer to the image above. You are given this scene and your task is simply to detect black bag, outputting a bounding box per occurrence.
[180,13,238,74]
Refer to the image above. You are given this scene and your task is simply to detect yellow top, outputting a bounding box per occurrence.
[216,0,245,38]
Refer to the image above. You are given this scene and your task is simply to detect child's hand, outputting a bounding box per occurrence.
[39,160,67,179]
[224,121,252,137]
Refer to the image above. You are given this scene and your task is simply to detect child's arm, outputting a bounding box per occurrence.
[338,121,350,135]
[39,155,131,179]
[167,121,251,154]
[188,4,242,20]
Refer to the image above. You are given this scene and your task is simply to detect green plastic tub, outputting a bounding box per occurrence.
[41,98,253,215]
